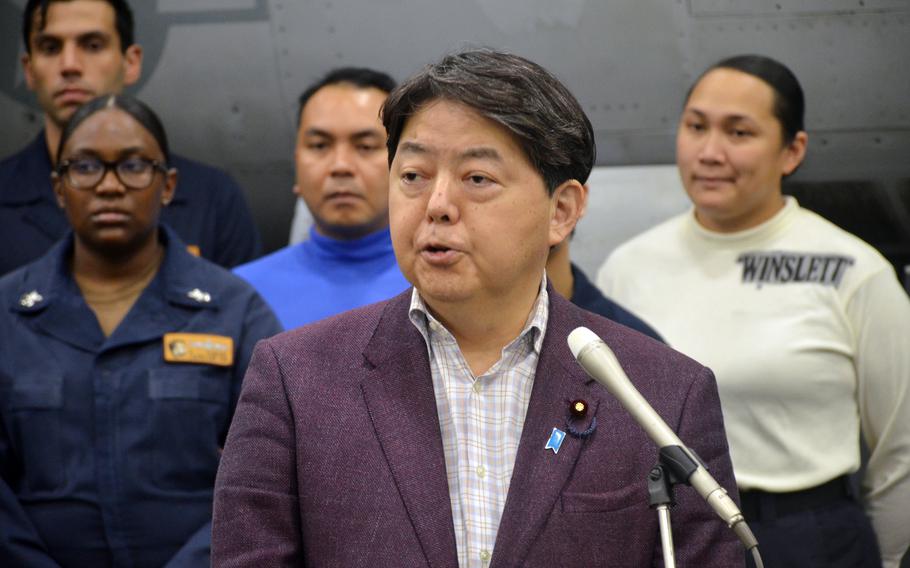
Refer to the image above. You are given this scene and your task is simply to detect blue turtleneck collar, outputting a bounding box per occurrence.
[305,226,396,263]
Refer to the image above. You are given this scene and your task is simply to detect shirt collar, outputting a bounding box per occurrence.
[156,225,222,309]
[408,272,549,355]
[686,195,799,244]
[9,224,220,314]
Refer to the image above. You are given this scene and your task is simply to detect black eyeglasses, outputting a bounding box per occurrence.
[56,157,168,190]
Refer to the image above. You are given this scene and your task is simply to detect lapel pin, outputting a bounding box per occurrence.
[545,427,566,454]
[566,398,597,439]
[570,399,588,418]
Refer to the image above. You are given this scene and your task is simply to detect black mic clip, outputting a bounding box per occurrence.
[647,445,701,509]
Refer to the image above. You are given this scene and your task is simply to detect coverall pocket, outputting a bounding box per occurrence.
[147,367,231,491]
[10,374,65,492]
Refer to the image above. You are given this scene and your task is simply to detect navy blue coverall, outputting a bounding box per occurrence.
[0,227,281,567]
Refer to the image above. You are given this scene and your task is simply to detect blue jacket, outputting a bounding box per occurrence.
[570,263,663,342]
[0,133,263,276]
[0,226,281,568]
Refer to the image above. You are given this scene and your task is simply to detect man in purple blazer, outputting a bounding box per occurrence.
[212,49,745,567]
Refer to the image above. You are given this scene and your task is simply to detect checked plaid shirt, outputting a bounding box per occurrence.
[408,277,548,568]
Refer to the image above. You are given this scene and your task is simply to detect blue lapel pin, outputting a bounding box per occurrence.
[545,427,566,454]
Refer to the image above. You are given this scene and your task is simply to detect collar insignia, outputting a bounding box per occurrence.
[19,290,44,308]
[187,288,212,303]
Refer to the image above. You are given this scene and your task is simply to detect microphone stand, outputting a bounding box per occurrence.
[646,446,703,568]
[567,327,764,566]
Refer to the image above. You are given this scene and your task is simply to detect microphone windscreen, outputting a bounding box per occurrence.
[567,326,600,358]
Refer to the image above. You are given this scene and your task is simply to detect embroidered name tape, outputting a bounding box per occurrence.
[163,333,234,366]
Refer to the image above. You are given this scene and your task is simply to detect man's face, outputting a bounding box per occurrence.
[294,83,390,240]
[389,99,579,312]
[22,0,142,130]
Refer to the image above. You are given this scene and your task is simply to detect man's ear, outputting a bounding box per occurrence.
[548,179,587,247]
[21,53,36,92]
[122,44,143,87]
[578,183,589,219]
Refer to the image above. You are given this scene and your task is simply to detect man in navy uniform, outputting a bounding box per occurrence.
[0,0,262,276]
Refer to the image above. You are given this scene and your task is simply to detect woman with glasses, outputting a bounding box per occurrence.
[598,55,910,567]
[0,94,281,567]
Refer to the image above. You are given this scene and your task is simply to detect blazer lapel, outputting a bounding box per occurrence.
[360,292,459,568]
[491,291,600,567]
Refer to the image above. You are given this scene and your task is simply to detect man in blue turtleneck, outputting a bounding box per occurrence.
[234,68,409,329]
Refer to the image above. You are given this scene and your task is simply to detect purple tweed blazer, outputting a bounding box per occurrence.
[212,287,744,567]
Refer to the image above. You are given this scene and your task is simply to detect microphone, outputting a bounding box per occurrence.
[567,327,758,551]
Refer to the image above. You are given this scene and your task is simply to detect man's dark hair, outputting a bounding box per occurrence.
[57,94,170,165]
[381,49,595,195]
[686,54,805,145]
[297,67,397,125]
[22,0,135,54]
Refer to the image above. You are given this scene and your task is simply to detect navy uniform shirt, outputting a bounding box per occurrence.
[0,133,263,276]
[570,263,664,342]
[0,226,281,568]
